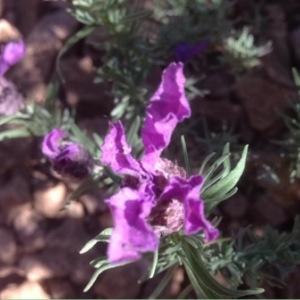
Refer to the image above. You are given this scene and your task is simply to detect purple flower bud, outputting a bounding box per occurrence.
[0,77,23,115]
[42,129,94,180]
[0,40,25,76]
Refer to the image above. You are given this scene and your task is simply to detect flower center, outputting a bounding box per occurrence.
[147,198,184,236]
[122,157,187,236]
[155,158,187,179]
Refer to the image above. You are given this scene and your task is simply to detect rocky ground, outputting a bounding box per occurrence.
[1,0,300,299]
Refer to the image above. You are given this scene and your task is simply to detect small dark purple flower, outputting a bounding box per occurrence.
[101,62,218,263]
[174,41,209,63]
[42,129,94,180]
[0,77,23,115]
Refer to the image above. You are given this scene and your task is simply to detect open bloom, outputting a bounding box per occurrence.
[42,129,94,180]
[101,62,218,263]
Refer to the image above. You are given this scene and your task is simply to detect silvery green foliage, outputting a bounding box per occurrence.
[0,103,72,141]
[224,27,272,69]
[64,0,154,121]
[204,216,300,290]
[64,0,269,122]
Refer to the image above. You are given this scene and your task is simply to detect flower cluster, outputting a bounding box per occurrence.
[101,62,218,263]
[42,129,94,180]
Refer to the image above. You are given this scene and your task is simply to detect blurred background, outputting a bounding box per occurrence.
[1,0,300,298]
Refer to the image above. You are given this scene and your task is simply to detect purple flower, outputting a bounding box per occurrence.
[101,62,218,263]
[174,41,209,63]
[0,40,25,76]
[42,129,94,180]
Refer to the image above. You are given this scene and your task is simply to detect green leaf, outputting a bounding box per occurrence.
[0,128,31,141]
[181,135,191,176]
[90,256,109,268]
[202,145,248,211]
[149,249,159,278]
[44,74,61,112]
[202,153,230,185]
[292,67,300,88]
[84,259,132,292]
[221,143,231,178]
[0,115,20,126]
[199,152,215,175]
[80,228,113,254]
[69,122,96,154]
[127,116,141,146]
[110,98,129,119]
[181,239,264,299]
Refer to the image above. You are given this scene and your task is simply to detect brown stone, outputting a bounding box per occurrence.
[33,182,67,218]
[46,219,90,251]
[44,219,102,285]
[262,4,294,88]
[13,208,46,252]
[18,248,75,281]
[0,172,31,224]
[200,69,237,98]
[60,56,113,117]
[43,278,75,299]
[221,192,248,218]
[0,227,17,265]
[80,194,104,215]
[0,280,50,299]
[284,266,300,298]
[69,250,96,286]
[65,201,85,219]
[0,266,25,291]
[141,267,182,299]
[236,75,293,135]
[99,211,114,229]
[191,97,244,134]
[93,263,141,298]
[254,193,288,227]
[290,27,300,67]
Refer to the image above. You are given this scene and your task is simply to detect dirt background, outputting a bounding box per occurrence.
[1,0,300,298]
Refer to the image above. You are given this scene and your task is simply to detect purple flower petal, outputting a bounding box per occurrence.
[106,187,159,263]
[160,175,219,242]
[101,121,143,176]
[53,144,94,180]
[0,40,25,76]
[141,63,190,169]
[184,198,219,241]
[42,129,66,159]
